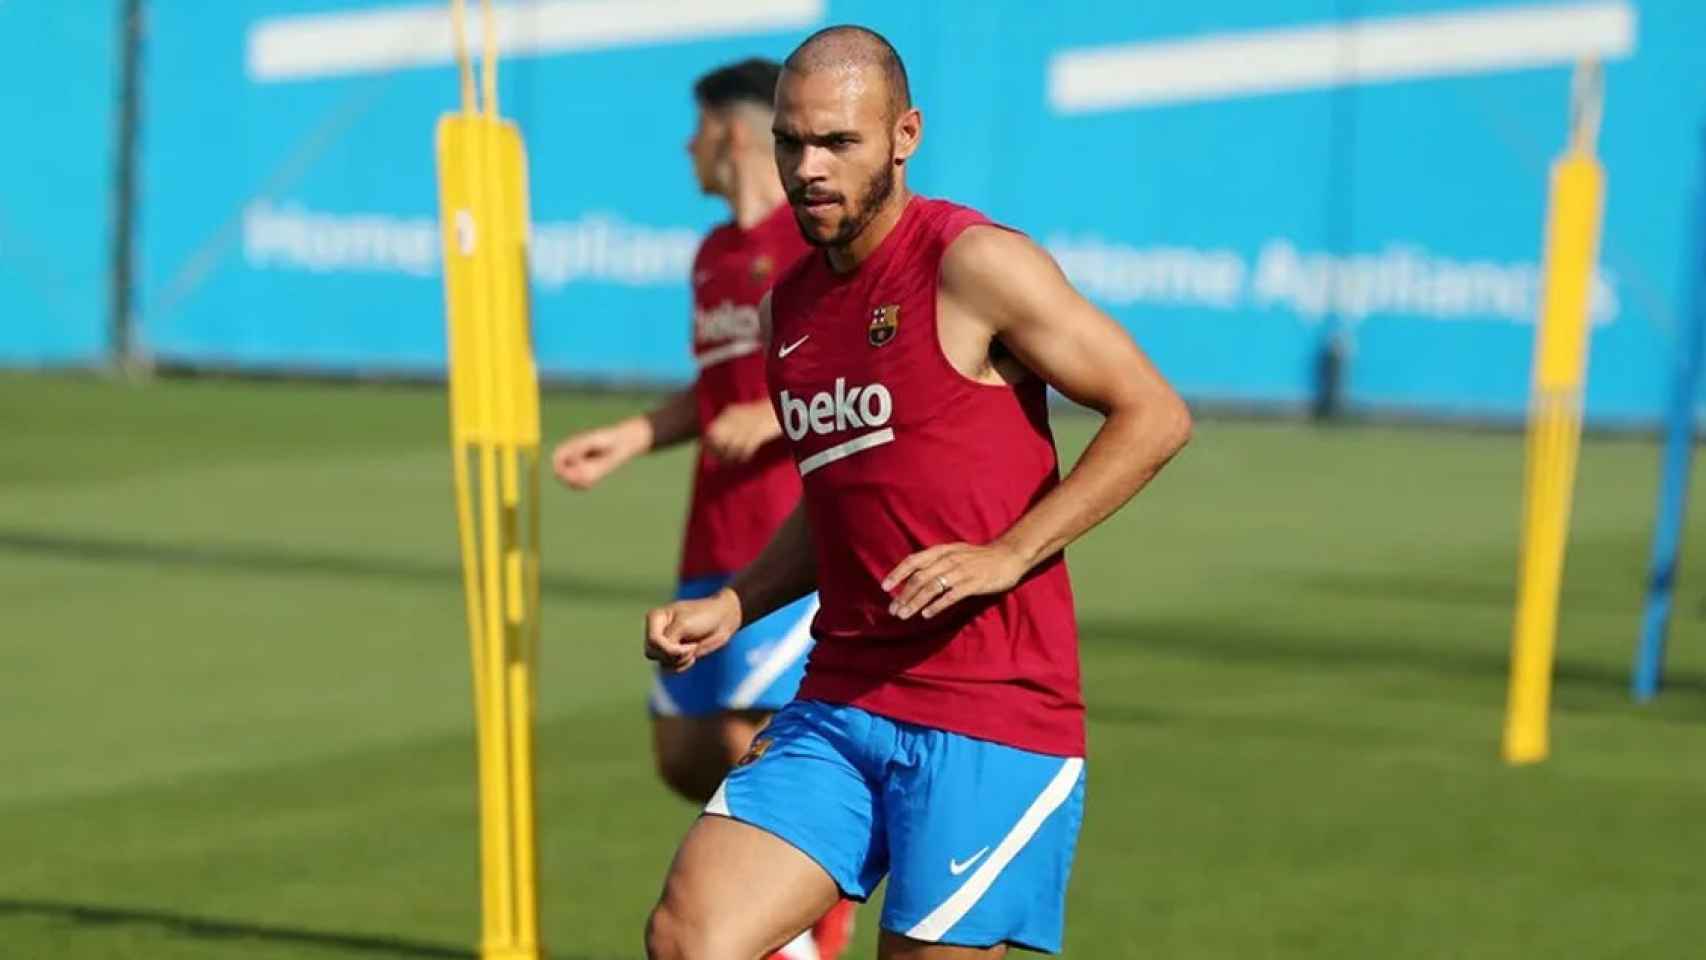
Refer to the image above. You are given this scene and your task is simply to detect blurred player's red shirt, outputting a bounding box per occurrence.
[680,204,809,580]
[765,197,1085,757]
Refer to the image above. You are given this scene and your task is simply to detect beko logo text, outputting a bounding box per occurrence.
[694,302,761,342]
[779,380,893,441]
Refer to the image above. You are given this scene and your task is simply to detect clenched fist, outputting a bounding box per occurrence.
[644,588,744,672]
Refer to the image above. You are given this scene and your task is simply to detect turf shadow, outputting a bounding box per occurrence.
[0,899,624,960]
[1282,567,1645,618]
[1285,570,1518,610]
[0,899,474,958]
[0,527,661,605]
[1078,614,1706,707]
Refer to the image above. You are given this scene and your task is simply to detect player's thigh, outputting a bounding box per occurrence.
[708,701,890,901]
[882,731,1086,953]
[878,930,1006,959]
[652,814,841,957]
[654,701,886,955]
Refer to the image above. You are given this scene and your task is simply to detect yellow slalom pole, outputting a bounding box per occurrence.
[1504,61,1606,766]
[476,1,535,953]
[471,128,518,960]
[490,111,540,957]
[443,0,505,946]
[437,0,542,955]
[467,85,518,955]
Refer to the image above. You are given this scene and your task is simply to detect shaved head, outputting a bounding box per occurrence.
[783,25,911,122]
[773,24,921,256]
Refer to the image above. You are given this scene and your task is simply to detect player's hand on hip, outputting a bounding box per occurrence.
[644,588,742,672]
[551,426,636,490]
[883,542,1028,621]
[704,401,780,464]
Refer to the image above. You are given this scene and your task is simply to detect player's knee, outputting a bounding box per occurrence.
[644,901,685,960]
[645,897,733,960]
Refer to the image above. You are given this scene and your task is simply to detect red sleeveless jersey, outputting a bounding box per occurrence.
[766,196,1084,756]
[681,204,809,580]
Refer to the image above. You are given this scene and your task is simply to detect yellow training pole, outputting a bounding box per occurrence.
[438,0,543,955]
[441,0,502,943]
[1504,61,1606,766]
[486,73,541,952]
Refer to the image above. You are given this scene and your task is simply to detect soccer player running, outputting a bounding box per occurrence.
[641,26,1193,960]
[552,58,852,959]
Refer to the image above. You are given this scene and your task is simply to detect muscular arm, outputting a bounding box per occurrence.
[885,226,1192,618]
[966,227,1191,563]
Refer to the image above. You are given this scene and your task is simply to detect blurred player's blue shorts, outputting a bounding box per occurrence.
[705,699,1086,953]
[648,575,818,717]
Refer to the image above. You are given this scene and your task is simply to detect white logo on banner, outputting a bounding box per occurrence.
[242,201,696,290]
[248,0,826,83]
[1046,2,1635,113]
[1046,234,1619,326]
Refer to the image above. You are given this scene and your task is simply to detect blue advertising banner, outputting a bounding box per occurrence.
[125,0,1705,422]
[0,2,119,365]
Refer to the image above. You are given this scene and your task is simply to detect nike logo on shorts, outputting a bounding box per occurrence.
[949,846,990,876]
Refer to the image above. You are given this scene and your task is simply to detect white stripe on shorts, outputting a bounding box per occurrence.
[726,596,819,709]
[704,779,732,817]
[905,756,1085,942]
[648,675,682,716]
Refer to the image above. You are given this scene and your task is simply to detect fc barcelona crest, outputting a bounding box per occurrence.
[736,737,772,767]
[868,304,900,347]
[749,254,774,285]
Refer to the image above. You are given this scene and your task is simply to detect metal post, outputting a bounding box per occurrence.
[108,0,145,374]
[1632,126,1706,701]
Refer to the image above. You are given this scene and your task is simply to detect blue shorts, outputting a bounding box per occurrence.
[705,700,1086,953]
[648,576,818,717]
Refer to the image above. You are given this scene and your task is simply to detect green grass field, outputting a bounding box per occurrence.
[2,372,1703,959]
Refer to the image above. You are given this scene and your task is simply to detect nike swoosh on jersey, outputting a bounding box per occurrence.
[948,846,990,876]
[777,335,810,359]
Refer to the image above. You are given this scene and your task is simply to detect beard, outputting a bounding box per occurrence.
[792,158,896,249]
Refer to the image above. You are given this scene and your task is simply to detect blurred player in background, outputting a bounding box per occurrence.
[552,57,852,960]
[641,27,1192,959]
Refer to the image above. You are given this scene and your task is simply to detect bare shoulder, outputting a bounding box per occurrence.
[941,225,1072,330]
[942,225,1056,285]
